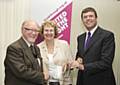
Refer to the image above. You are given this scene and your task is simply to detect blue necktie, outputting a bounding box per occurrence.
[84,32,91,49]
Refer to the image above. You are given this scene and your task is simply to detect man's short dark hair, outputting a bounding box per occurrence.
[81,7,97,19]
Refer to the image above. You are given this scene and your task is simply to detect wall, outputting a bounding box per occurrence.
[0,0,31,85]
[0,0,120,85]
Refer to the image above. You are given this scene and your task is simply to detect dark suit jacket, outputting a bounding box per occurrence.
[4,37,46,85]
[76,27,116,85]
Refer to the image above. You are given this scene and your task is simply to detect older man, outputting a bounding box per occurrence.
[4,20,47,85]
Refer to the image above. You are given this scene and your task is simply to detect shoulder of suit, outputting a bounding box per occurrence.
[98,27,114,36]
[37,41,48,50]
[9,38,21,47]
[55,39,68,45]
[7,38,24,52]
[37,39,68,48]
[77,32,86,39]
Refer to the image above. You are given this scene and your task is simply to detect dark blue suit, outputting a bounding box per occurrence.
[76,27,116,85]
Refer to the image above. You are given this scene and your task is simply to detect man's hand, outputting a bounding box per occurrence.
[77,57,83,64]
[70,57,84,70]
[43,72,49,80]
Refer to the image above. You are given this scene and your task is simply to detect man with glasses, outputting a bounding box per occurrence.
[4,20,48,85]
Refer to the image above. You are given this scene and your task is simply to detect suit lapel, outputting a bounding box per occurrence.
[81,34,86,54]
[77,33,86,56]
[40,39,59,60]
[40,41,48,60]
[19,37,35,63]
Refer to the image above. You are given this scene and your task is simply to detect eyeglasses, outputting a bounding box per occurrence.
[24,28,40,33]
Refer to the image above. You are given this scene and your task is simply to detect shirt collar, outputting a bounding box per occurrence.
[86,25,98,37]
[22,36,31,47]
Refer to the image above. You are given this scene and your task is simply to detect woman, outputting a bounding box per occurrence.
[37,20,73,85]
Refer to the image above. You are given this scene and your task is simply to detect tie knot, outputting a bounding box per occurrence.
[30,44,33,47]
[88,31,91,36]
[30,45,34,50]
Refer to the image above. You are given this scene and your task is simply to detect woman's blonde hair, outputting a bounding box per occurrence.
[40,20,58,38]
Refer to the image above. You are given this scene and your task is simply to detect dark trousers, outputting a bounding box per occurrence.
[49,82,72,85]
[49,82,60,85]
